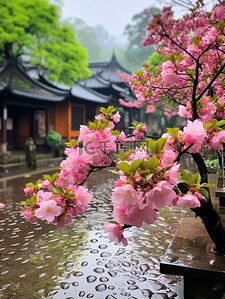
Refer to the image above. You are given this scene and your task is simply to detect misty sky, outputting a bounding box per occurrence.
[61,0,162,37]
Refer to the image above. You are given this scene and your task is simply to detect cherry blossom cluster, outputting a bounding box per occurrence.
[21,105,211,242]
[21,107,148,229]
[121,1,225,115]
[21,2,225,246]
[104,135,210,245]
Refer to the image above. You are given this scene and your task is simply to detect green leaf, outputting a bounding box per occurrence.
[107,169,121,175]
[139,170,149,176]
[117,162,132,175]
[65,139,77,148]
[200,183,212,188]
[179,169,193,182]
[67,194,75,199]
[26,183,35,188]
[53,186,64,195]
[146,138,156,154]
[167,127,180,137]
[146,174,153,181]
[146,157,160,171]
[111,130,120,136]
[43,174,52,182]
[156,138,167,153]
[59,213,66,220]
[192,37,200,46]
[198,188,209,199]
[130,159,143,175]
[116,150,126,161]
[203,122,214,129]
[190,173,201,185]
[125,150,133,160]
[21,194,37,206]
[99,107,108,115]
[215,120,225,127]
[106,106,116,114]
[52,172,59,182]
[152,13,161,18]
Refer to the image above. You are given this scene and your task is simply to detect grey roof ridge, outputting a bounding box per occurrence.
[101,54,132,75]
[14,63,69,96]
[75,82,111,100]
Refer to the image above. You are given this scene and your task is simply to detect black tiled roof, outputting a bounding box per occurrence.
[0,59,67,102]
[71,83,110,104]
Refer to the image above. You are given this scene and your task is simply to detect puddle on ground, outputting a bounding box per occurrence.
[0,168,193,298]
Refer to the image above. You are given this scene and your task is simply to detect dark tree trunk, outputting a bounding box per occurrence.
[191,153,225,253]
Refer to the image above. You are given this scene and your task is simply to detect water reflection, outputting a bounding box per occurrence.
[0,169,192,298]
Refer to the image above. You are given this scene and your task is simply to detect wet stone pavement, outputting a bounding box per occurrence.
[0,168,193,298]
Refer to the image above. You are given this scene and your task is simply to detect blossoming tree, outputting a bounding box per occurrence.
[22,0,225,252]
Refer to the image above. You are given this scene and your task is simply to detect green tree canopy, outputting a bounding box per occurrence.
[0,0,90,85]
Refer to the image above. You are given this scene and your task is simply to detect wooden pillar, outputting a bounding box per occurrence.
[0,102,7,152]
[46,107,49,134]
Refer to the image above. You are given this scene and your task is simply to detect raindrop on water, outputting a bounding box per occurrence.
[142,289,153,298]
[86,275,97,283]
[108,270,117,277]
[61,282,70,289]
[139,264,150,273]
[115,248,125,256]
[95,283,107,292]
[122,261,131,267]
[81,261,88,267]
[128,285,139,290]
[90,249,99,254]
[120,291,131,296]
[47,290,58,297]
[98,244,107,249]
[73,271,83,277]
[79,291,85,297]
[100,276,109,282]
[93,267,105,274]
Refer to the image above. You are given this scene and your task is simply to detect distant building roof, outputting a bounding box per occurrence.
[80,54,133,98]
[0,59,67,102]
[71,83,110,104]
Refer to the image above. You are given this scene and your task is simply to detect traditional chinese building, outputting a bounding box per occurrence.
[80,54,139,132]
[0,59,109,153]
[0,55,138,156]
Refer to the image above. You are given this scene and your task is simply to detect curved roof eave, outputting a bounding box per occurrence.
[12,88,65,102]
[70,83,110,104]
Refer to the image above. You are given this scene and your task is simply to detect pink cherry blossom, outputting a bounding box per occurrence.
[183,120,206,153]
[112,111,121,123]
[41,180,50,188]
[176,194,201,208]
[24,186,34,195]
[112,185,138,208]
[69,185,93,213]
[35,200,63,223]
[36,190,54,204]
[22,208,37,223]
[0,203,5,209]
[104,222,128,245]
[178,105,192,119]
[125,204,158,227]
[161,150,177,167]
[208,130,225,150]
[146,181,177,208]
[166,164,180,186]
